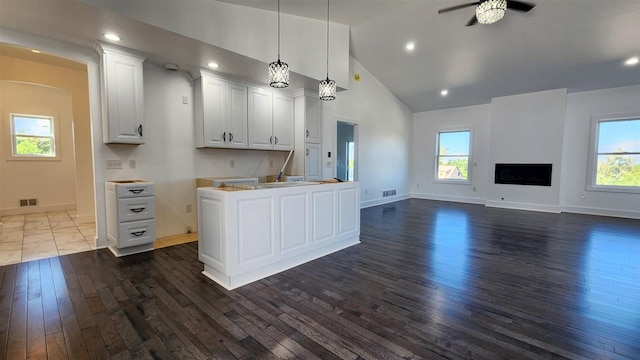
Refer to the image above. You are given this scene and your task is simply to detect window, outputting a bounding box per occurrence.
[10,113,56,158]
[589,115,640,192]
[436,129,471,182]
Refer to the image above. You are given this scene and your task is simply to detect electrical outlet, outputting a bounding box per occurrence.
[326,161,333,167]
[472,187,476,192]
[182,96,188,104]
[270,160,274,167]
[106,160,122,169]
[186,204,192,213]
[129,160,136,169]
[230,160,235,168]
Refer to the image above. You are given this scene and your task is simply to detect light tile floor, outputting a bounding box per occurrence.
[0,210,96,266]
[0,210,198,266]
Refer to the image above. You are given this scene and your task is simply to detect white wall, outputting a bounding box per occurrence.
[321,57,414,207]
[487,89,567,212]
[81,0,350,89]
[412,85,640,218]
[561,85,640,218]
[412,104,491,204]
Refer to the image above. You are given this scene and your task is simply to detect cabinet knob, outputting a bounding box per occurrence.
[306,129,309,138]
[223,132,226,142]
[306,148,309,156]
[270,136,273,144]
[128,189,144,194]
[130,230,146,237]
[130,208,145,213]
[137,124,143,136]
[229,133,234,142]
[275,136,279,145]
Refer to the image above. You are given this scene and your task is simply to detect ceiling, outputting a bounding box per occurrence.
[1,0,639,113]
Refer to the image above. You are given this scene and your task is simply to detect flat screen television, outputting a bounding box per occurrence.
[494,163,552,186]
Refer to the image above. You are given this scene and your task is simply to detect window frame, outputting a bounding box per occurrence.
[586,113,640,194]
[8,112,61,161]
[434,127,473,184]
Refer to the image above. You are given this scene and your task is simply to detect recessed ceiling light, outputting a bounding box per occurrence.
[208,62,219,68]
[406,42,415,51]
[31,49,41,53]
[441,89,449,96]
[624,56,639,66]
[104,33,121,41]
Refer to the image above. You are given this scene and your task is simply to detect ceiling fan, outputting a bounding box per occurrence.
[438,0,536,26]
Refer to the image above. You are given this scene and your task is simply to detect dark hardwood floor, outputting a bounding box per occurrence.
[1,198,639,359]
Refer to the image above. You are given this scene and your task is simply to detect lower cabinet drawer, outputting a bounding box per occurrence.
[117,196,155,222]
[117,219,156,248]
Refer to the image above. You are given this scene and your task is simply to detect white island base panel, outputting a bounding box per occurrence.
[202,238,359,290]
[198,181,361,290]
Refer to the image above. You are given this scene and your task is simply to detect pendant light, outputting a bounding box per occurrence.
[269,0,289,88]
[319,0,336,101]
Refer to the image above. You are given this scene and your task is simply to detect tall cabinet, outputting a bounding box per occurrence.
[96,43,146,144]
[294,90,322,181]
[194,70,248,148]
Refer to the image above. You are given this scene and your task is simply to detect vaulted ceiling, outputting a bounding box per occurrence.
[1,0,639,112]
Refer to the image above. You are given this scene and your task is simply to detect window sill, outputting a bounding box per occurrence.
[433,179,471,185]
[586,185,640,194]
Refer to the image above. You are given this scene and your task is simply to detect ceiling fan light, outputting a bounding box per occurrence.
[269,59,290,88]
[476,0,507,24]
[319,77,336,101]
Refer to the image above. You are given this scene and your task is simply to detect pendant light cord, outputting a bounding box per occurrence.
[277,0,281,61]
[326,0,330,78]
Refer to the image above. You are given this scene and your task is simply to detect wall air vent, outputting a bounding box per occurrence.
[382,190,397,197]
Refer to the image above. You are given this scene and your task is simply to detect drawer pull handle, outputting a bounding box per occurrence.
[128,189,144,194]
[130,208,145,213]
[131,230,146,237]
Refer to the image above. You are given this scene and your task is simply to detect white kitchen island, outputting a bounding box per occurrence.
[197,181,360,290]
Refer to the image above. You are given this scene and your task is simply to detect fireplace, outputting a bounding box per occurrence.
[494,164,552,186]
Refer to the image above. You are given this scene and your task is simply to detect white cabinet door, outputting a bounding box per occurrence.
[305,96,321,144]
[226,82,248,148]
[201,76,226,147]
[100,47,145,144]
[306,143,322,181]
[248,87,274,150]
[273,94,294,151]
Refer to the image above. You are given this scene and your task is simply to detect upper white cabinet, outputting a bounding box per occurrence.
[97,43,146,144]
[195,71,248,148]
[248,87,294,151]
[272,94,294,150]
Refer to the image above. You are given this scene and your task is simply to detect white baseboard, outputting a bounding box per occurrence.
[411,193,486,205]
[485,200,561,213]
[360,194,410,209]
[561,205,640,219]
[0,203,76,217]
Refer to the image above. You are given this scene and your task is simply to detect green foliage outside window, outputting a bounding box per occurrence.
[596,150,640,186]
[15,136,53,156]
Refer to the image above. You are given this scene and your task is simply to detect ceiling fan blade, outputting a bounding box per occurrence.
[506,0,536,12]
[465,15,478,26]
[438,2,480,14]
